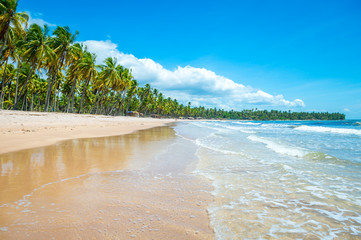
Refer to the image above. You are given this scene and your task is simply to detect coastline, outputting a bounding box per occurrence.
[0,110,214,239]
[0,110,176,154]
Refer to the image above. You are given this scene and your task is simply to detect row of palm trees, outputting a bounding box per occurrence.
[0,0,345,120]
[0,0,202,118]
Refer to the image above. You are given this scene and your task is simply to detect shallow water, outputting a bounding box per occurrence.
[0,125,212,239]
[175,120,361,239]
[0,126,176,205]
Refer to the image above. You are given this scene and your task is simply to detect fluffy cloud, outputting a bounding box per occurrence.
[27,12,56,27]
[82,40,305,109]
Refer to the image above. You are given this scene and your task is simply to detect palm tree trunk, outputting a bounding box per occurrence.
[95,91,105,114]
[90,89,100,114]
[95,95,102,114]
[66,96,70,113]
[66,79,75,113]
[44,73,56,112]
[31,94,34,111]
[78,76,91,113]
[69,77,77,113]
[13,63,36,110]
[104,94,113,115]
[116,94,123,116]
[95,99,103,114]
[125,98,132,114]
[117,91,128,116]
[8,81,12,103]
[14,61,21,105]
[0,59,9,109]
[78,84,86,113]
[21,91,27,111]
[53,88,57,112]
[37,95,41,111]
[109,95,120,116]
[1,85,6,109]
[25,93,28,111]
[45,54,65,112]
[125,92,136,114]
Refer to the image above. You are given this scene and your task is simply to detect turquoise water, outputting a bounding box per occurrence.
[174,120,361,239]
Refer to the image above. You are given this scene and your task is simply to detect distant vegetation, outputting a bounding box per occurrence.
[201,109,345,120]
[0,0,345,120]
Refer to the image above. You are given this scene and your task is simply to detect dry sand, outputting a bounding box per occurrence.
[0,110,175,154]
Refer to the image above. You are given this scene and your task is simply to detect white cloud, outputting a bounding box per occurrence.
[27,12,56,27]
[82,40,305,109]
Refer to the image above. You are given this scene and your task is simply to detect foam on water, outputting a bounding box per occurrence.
[217,124,256,134]
[304,151,361,167]
[247,134,307,158]
[195,138,244,156]
[190,121,226,132]
[296,125,361,136]
[180,120,361,239]
[233,121,261,126]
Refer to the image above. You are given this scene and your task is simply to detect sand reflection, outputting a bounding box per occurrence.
[0,124,213,239]
[0,126,175,205]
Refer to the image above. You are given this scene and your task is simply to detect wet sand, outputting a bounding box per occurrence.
[0,125,214,239]
[0,110,175,154]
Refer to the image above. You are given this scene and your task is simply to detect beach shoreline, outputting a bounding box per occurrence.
[0,110,214,239]
[0,110,176,154]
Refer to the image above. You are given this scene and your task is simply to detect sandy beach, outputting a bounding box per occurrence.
[0,110,214,239]
[0,110,176,154]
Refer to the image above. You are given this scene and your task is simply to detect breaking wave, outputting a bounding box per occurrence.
[295,125,361,136]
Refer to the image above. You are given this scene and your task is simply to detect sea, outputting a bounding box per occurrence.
[175,120,361,239]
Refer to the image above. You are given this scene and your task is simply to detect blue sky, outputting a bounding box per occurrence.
[19,0,361,118]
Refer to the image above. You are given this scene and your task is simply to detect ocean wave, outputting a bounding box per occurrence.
[247,135,307,158]
[233,121,261,126]
[304,152,361,167]
[295,125,361,136]
[220,125,256,134]
[190,122,225,132]
[260,123,296,128]
[195,138,245,156]
[304,152,339,162]
[199,122,257,134]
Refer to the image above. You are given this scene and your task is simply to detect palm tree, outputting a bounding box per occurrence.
[44,26,79,112]
[0,26,24,108]
[98,57,122,115]
[13,24,54,110]
[137,83,151,114]
[51,69,65,111]
[115,65,132,115]
[65,43,85,112]
[99,57,121,90]
[11,28,25,105]
[0,30,11,108]
[155,92,164,115]
[0,62,15,108]
[0,0,28,57]
[124,79,138,114]
[77,51,97,113]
